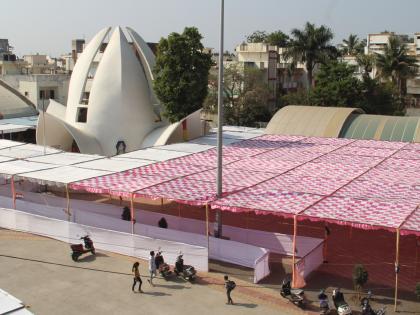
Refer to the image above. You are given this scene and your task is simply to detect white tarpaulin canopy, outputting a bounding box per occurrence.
[0,139,25,149]
[0,144,61,159]
[27,152,104,166]
[0,156,15,163]
[16,165,113,185]
[0,160,59,177]
[190,135,242,146]
[0,124,34,133]
[118,147,192,161]
[75,157,155,172]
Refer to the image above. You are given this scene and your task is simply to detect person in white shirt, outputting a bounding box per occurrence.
[147,251,156,286]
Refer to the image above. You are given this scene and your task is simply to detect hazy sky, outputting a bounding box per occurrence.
[2,0,420,57]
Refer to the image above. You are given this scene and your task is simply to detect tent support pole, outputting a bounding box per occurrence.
[65,184,70,221]
[11,176,16,210]
[292,215,297,287]
[394,228,400,312]
[206,203,210,260]
[131,194,135,235]
[160,198,163,210]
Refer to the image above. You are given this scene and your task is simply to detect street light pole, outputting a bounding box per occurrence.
[42,92,46,155]
[215,0,224,238]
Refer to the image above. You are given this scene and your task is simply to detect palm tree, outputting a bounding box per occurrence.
[342,34,359,55]
[375,36,418,96]
[356,54,375,80]
[285,22,335,88]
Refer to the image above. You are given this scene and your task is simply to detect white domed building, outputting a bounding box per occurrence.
[37,27,204,156]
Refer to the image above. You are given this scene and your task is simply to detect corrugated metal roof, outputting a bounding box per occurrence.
[340,114,420,143]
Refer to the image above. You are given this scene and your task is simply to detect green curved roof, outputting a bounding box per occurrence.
[340,114,420,142]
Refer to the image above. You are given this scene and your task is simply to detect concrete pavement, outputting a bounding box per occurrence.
[0,229,294,315]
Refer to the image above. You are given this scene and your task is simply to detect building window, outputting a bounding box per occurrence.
[81,91,90,105]
[39,90,45,99]
[49,90,55,99]
[24,91,29,96]
[76,107,88,123]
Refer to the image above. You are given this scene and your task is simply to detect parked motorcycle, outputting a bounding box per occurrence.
[280,279,306,308]
[361,295,386,315]
[318,290,330,314]
[174,254,196,282]
[155,251,172,280]
[332,288,352,315]
[70,235,95,262]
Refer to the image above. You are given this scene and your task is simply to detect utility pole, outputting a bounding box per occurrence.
[42,91,46,155]
[215,0,224,238]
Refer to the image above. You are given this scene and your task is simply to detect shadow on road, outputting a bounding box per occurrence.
[230,303,258,308]
[141,291,172,297]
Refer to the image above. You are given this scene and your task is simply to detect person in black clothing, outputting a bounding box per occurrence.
[122,206,131,221]
[158,217,168,229]
[224,275,235,305]
[132,262,143,293]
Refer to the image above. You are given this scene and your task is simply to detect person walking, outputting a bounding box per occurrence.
[147,251,156,286]
[224,275,236,305]
[131,262,143,293]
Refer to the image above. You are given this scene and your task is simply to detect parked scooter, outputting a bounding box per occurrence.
[70,235,95,262]
[280,279,306,308]
[332,288,352,315]
[174,254,196,282]
[155,251,172,280]
[361,294,386,315]
[318,290,330,314]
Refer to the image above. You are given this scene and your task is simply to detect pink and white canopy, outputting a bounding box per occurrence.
[69,135,420,235]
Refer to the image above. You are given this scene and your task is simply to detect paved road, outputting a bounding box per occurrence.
[0,229,288,315]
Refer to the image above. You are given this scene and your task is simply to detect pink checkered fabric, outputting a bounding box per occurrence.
[207,145,270,157]
[135,178,243,205]
[211,187,324,215]
[392,149,420,160]
[335,179,420,202]
[375,158,420,171]
[226,157,302,173]
[287,162,369,180]
[349,139,407,149]
[300,137,355,145]
[333,146,398,158]
[360,168,420,185]
[230,138,289,149]
[186,168,277,187]
[170,151,240,167]
[313,153,384,167]
[256,148,323,162]
[257,134,306,142]
[259,174,349,196]
[402,207,420,235]
[401,143,420,151]
[123,160,211,178]
[70,174,168,197]
[303,196,418,229]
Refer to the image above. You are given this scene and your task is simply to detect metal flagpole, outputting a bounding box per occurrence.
[131,194,135,235]
[42,96,46,155]
[206,203,210,258]
[394,228,400,312]
[11,176,16,209]
[65,184,71,221]
[215,0,224,238]
[292,215,298,287]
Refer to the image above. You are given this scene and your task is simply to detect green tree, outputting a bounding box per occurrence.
[285,22,336,88]
[246,30,268,43]
[415,283,420,300]
[266,31,290,47]
[353,264,369,299]
[311,61,363,107]
[246,30,289,47]
[204,64,272,126]
[375,36,418,96]
[356,53,375,79]
[342,34,365,56]
[153,27,213,123]
[359,78,401,115]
